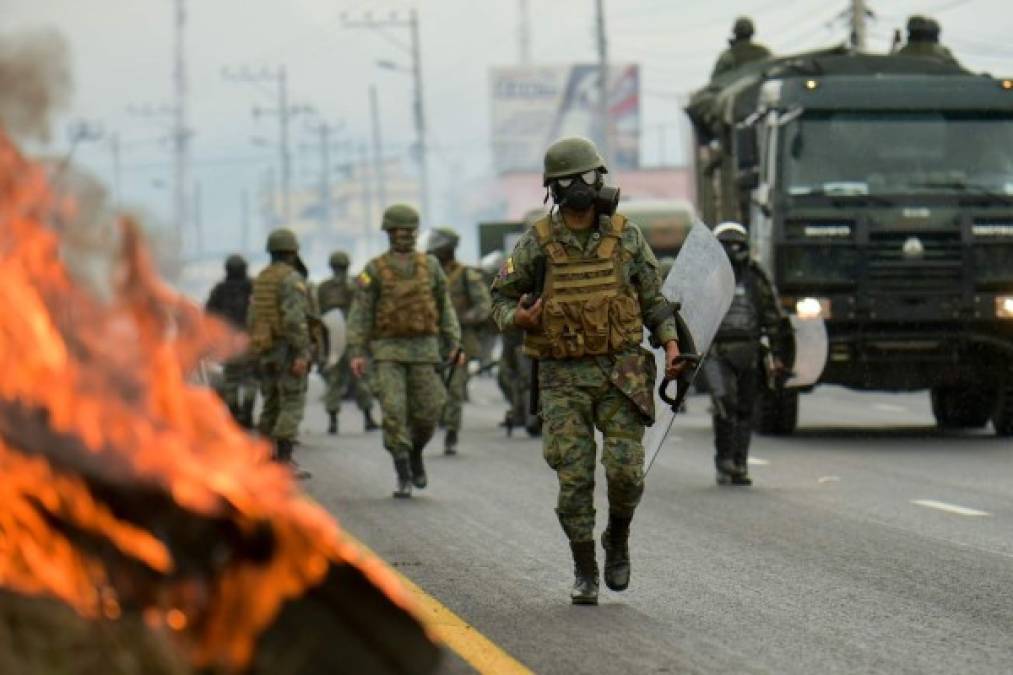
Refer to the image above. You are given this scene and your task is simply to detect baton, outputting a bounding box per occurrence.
[442,347,464,388]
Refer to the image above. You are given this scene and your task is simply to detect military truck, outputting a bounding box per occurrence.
[687,46,1013,435]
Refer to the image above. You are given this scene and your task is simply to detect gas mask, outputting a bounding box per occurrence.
[389,228,417,254]
[550,170,621,214]
[330,265,348,282]
[722,241,750,267]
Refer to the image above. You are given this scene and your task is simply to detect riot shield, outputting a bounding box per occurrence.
[321,309,347,368]
[785,315,828,389]
[643,223,736,475]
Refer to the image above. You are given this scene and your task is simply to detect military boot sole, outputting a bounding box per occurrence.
[601,530,631,592]
[730,475,753,486]
[571,591,599,606]
[392,485,413,499]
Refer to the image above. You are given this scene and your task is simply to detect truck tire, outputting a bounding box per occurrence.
[992,381,1013,437]
[930,387,992,429]
[755,387,799,435]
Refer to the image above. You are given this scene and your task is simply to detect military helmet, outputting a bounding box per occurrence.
[224,254,247,276]
[714,222,749,244]
[329,251,350,268]
[733,17,755,39]
[543,136,608,186]
[382,203,420,231]
[906,15,929,36]
[266,228,299,253]
[426,227,459,253]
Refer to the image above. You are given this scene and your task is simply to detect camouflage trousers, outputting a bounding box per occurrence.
[541,364,646,543]
[440,363,469,432]
[218,357,257,424]
[375,361,446,461]
[322,354,373,414]
[257,363,308,442]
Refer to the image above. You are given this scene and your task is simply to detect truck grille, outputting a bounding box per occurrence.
[865,231,963,293]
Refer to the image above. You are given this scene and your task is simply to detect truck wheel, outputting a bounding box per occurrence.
[930,387,992,429]
[992,381,1013,437]
[755,388,799,435]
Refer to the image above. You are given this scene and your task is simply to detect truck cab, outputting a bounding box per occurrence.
[687,49,1013,435]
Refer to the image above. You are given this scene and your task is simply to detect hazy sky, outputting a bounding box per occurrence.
[3,0,1011,265]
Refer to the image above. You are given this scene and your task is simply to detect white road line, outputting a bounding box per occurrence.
[873,403,908,413]
[911,499,990,517]
[748,457,769,466]
[817,475,840,484]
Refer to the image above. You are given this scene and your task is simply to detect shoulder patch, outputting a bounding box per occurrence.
[356,271,372,288]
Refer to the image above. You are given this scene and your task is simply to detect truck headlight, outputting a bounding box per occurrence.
[997,295,1013,319]
[796,297,831,319]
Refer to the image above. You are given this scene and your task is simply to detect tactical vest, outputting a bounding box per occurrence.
[445,263,471,319]
[717,279,760,341]
[249,262,294,354]
[372,252,440,339]
[523,214,644,360]
[318,277,353,315]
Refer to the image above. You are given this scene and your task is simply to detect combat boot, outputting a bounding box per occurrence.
[327,412,338,435]
[569,541,599,605]
[276,440,311,480]
[715,456,736,486]
[409,442,428,489]
[392,458,413,498]
[364,409,379,431]
[444,429,458,456]
[601,513,632,592]
[731,459,753,486]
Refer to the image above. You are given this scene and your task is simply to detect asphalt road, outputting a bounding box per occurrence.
[299,374,1013,675]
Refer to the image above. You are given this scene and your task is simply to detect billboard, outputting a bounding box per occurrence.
[490,64,640,173]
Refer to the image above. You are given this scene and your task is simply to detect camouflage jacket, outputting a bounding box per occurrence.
[711,40,772,79]
[491,211,678,421]
[443,260,492,357]
[317,275,355,315]
[347,251,461,364]
[247,263,313,366]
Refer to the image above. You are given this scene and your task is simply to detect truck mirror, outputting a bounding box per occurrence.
[734,125,759,171]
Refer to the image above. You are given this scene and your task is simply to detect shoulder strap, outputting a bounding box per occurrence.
[532,216,567,263]
[597,213,627,259]
[375,254,397,283]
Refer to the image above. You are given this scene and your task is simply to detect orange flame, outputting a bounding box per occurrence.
[0,132,416,667]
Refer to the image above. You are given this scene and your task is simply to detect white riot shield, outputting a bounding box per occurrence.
[322,309,347,368]
[785,315,828,388]
[644,223,736,474]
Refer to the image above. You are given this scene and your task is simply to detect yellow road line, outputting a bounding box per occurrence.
[344,532,533,675]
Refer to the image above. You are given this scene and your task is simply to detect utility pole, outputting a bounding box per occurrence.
[172,0,191,253]
[518,0,532,64]
[850,0,868,50]
[304,119,342,230]
[369,85,387,212]
[595,0,611,166]
[223,65,311,226]
[344,9,430,222]
[359,143,374,251]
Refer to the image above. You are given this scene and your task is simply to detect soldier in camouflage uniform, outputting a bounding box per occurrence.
[427,227,493,454]
[711,17,772,80]
[347,204,463,498]
[705,223,785,487]
[491,137,686,605]
[247,228,316,479]
[896,16,960,66]
[317,250,379,435]
[205,254,257,427]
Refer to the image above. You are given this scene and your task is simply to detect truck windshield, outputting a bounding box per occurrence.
[783,112,1013,196]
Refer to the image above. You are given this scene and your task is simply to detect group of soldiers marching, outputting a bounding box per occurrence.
[204,134,787,606]
[200,11,959,606]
